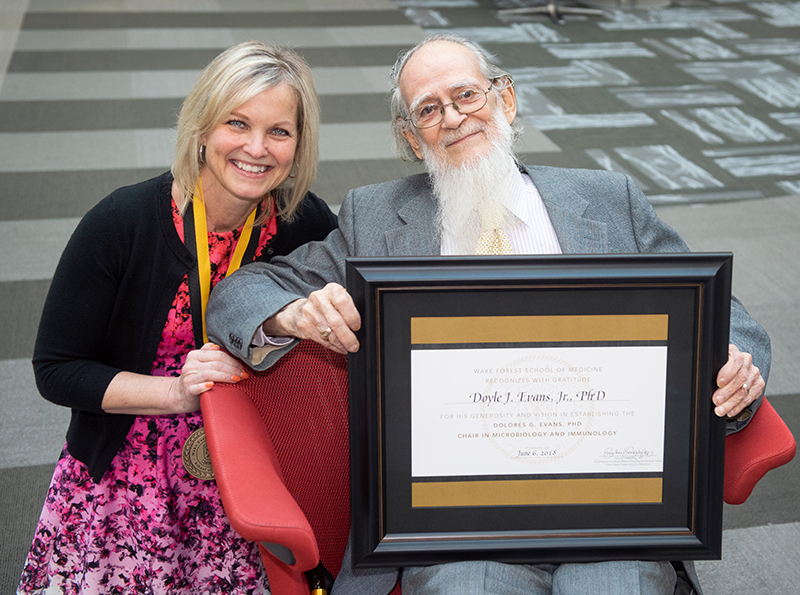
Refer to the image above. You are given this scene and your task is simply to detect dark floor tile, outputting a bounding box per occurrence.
[0,279,51,360]
[0,99,182,132]
[0,169,165,221]
[0,463,56,594]
[8,49,223,72]
[21,10,410,30]
[0,95,389,132]
[8,45,414,72]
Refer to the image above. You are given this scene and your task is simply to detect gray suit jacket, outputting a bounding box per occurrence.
[207,164,771,595]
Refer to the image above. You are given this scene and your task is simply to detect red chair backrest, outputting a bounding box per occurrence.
[237,340,350,576]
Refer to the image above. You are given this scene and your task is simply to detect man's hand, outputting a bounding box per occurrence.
[713,344,764,418]
[263,283,361,354]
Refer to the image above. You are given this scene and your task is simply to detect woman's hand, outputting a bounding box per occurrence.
[103,343,248,415]
[167,343,249,413]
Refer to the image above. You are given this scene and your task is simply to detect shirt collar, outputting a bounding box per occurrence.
[504,162,536,227]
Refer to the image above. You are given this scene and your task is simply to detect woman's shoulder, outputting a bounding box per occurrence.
[70,172,173,249]
[295,190,337,220]
[79,172,172,228]
[101,171,173,213]
[269,191,338,258]
[282,190,338,233]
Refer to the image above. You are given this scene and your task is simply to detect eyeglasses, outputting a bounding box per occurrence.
[405,78,508,129]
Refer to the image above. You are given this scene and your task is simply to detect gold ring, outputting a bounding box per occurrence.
[320,327,332,339]
[742,382,750,397]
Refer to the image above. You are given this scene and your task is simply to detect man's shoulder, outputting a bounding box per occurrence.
[522,163,627,185]
[521,164,635,207]
[349,172,432,199]
[340,173,434,221]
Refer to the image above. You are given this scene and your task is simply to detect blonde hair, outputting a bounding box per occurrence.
[172,40,320,222]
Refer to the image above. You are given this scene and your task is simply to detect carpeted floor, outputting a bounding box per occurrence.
[1,0,798,593]
[400,0,800,208]
[0,465,54,594]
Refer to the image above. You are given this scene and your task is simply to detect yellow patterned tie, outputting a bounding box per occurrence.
[474,209,513,255]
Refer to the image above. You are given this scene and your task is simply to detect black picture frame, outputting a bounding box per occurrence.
[347,253,731,568]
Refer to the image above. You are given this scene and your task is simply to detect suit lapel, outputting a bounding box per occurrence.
[386,189,440,256]
[523,165,609,254]
[381,165,608,256]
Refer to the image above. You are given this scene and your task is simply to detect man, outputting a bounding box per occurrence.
[207,34,769,595]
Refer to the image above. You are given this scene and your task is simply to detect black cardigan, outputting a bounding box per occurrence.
[33,172,338,482]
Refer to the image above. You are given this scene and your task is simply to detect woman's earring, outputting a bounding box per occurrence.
[198,144,206,165]
[288,162,298,179]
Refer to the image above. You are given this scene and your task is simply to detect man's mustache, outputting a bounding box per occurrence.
[439,122,487,148]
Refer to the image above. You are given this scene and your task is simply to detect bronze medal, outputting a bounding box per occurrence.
[182,427,215,480]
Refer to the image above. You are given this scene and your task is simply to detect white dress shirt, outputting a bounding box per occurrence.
[440,166,562,256]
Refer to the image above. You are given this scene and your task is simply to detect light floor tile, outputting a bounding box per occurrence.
[0,126,377,170]
[15,26,424,51]
[656,194,800,397]
[746,303,800,398]
[517,123,562,154]
[314,66,394,94]
[0,0,28,93]
[656,195,800,310]
[0,218,80,282]
[0,121,560,172]
[695,523,800,595]
[320,122,397,161]
[0,71,201,101]
[0,129,176,172]
[0,126,378,170]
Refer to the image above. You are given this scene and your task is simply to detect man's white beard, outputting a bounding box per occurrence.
[421,109,518,255]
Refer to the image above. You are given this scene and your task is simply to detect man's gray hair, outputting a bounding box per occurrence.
[389,33,517,163]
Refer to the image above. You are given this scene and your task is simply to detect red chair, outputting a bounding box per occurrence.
[202,342,794,593]
[723,396,796,505]
[202,340,356,595]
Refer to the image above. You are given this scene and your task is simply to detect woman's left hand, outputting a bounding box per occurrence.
[167,343,249,413]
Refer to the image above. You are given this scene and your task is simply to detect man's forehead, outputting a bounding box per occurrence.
[400,42,483,101]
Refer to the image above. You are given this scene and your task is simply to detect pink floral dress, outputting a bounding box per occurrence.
[18,200,277,595]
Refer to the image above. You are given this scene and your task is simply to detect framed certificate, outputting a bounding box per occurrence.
[346,253,731,567]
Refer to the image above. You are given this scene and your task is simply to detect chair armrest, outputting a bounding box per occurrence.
[724,397,796,505]
[201,383,320,570]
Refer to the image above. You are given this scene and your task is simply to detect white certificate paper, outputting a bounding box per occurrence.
[410,346,667,478]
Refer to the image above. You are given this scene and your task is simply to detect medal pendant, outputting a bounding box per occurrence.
[182,427,215,480]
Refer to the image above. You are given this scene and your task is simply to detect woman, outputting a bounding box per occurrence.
[18,41,336,594]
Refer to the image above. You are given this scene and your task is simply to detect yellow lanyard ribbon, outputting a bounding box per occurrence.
[192,180,258,344]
